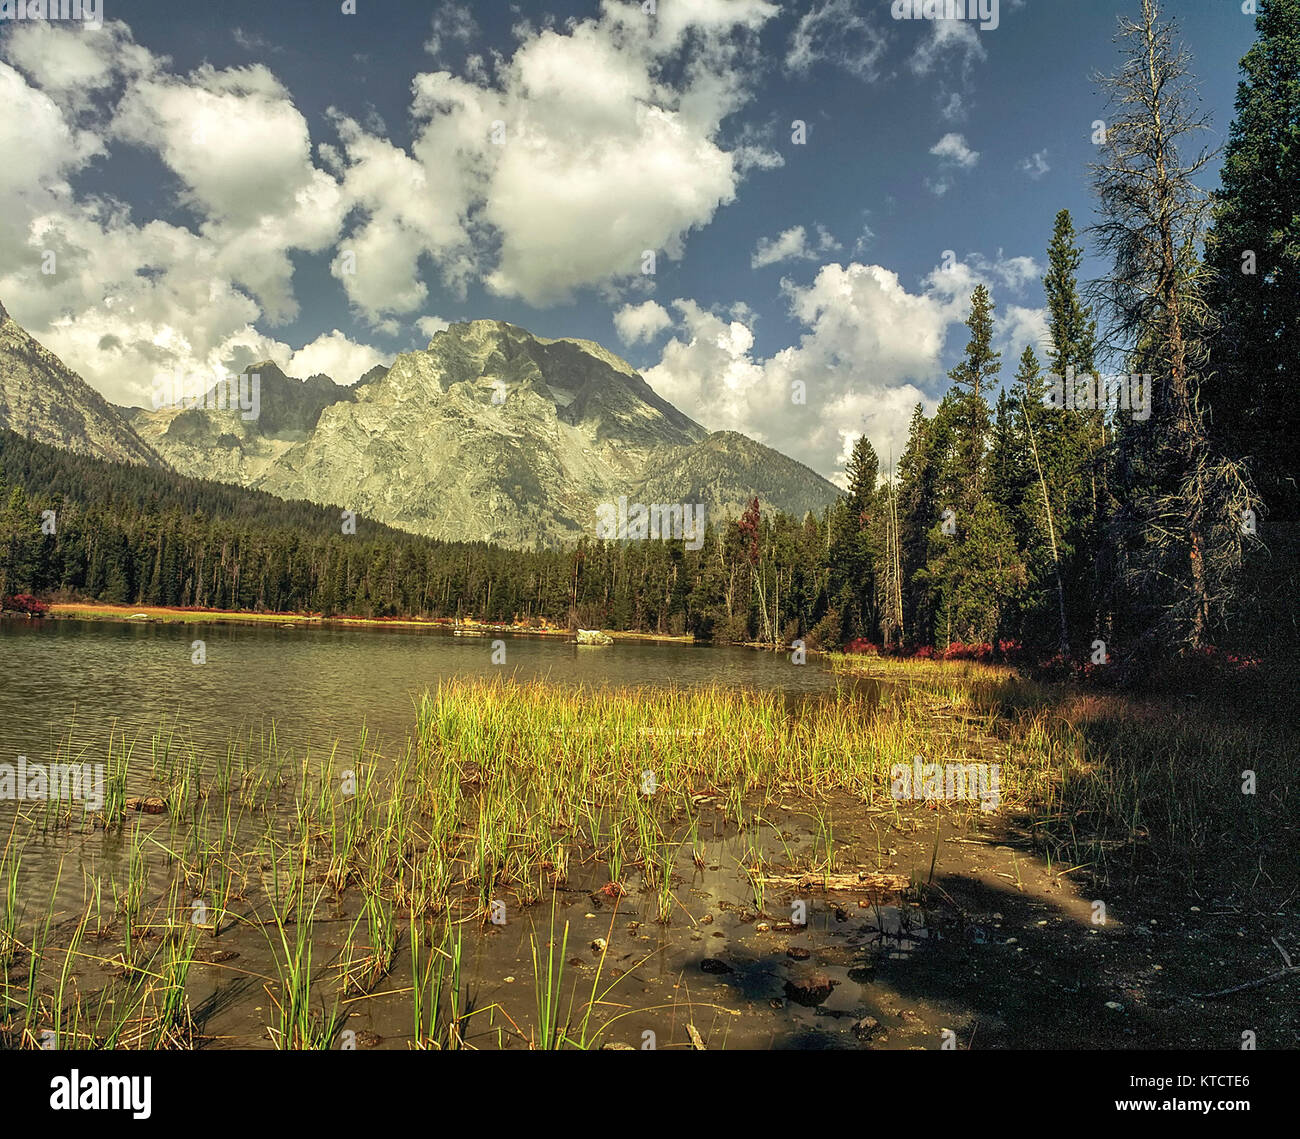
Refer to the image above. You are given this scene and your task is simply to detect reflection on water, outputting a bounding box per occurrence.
[0,619,841,772]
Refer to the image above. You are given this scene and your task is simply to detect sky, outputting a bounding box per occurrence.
[0,0,1259,487]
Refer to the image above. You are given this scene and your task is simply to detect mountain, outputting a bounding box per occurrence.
[632,430,843,524]
[244,321,840,546]
[124,360,363,487]
[1,304,841,547]
[0,298,163,467]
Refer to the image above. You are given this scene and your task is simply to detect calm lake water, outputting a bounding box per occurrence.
[0,618,840,771]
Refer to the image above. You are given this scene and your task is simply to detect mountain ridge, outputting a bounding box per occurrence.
[0,300,165,468]
[1,306,842,546]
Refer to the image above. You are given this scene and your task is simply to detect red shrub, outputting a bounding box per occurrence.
[2,594,49,617]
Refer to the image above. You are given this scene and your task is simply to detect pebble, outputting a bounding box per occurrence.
[591,938,607,953]
[504,976,515,983]
[852,1015,882,1041]
[755,922,771,933]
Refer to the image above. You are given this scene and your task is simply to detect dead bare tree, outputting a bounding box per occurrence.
[1088,0,1252,654]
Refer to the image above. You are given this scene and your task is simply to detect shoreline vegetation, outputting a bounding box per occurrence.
[29,602,694,642]
[1,657,1292,1050]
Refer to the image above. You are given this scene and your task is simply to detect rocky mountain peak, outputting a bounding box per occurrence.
[0,303,163,467]
[1,305,842,549]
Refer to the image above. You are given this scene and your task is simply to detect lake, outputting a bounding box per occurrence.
[0,618,840,774]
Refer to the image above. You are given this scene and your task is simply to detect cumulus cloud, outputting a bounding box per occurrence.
[299,1,782,319]
[930,132,979,168]
[613,300,673,345]
[642,250,1045,485]
[1,7,783,404]
[643,265,961,484]
[1,19,153,111]
[416,315,452,341]
[280,331,391,386]
[0,22,376,407]
[110,62,346,323]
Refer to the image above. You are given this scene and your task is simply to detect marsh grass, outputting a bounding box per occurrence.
[5,662,1293,1050]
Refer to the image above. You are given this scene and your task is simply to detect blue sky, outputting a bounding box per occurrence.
[0,0,1258,483]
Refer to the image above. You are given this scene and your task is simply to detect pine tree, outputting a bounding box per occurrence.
[1202,0,1300,649]
[947,285,1000,510]
[1010,346,1071,654]
[829,434,880,641]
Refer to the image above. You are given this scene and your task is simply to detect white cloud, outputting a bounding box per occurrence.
[1,19,154,111]
[109,61,347,325]
[0,24,384,408]
[785,0,889,81]
[998,304,1050,361]
[908,19,987,78]
[613,300,672,345]
[325,110,474,325]
[643,249,1044,485]
[1018,149,1050,179]
[416,315,452,341]
[281,330,391,385]
[930,132,979,168]
[424,3,477,58]
[937,90,966,122]
[750,224,839,269]
[1,9,785,397]
[644,265,964,484]
[308,3,780,317]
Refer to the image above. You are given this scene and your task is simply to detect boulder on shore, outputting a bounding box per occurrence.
[576,628,614,645]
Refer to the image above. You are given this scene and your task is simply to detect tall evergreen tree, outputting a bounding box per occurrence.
[1202,0,1300,650]
[828,434,880,641]
[947,285,1000,510]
